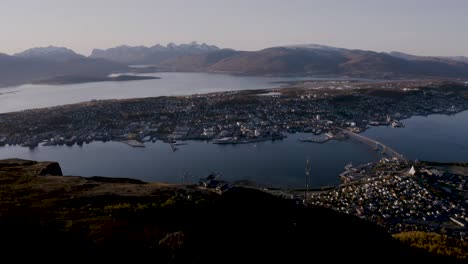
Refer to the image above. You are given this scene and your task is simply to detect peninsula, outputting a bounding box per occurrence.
[0,79,466,148]
[32,74,160,85]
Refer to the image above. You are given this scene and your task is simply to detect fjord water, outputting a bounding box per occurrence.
[0,133,380,188]
[0,111,467,188]
[0,72,466,187]
[0,72,349,113]
[361,111,468,163]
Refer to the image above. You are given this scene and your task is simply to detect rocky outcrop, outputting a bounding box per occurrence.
[0,158,62,176]
[36,161,63,176]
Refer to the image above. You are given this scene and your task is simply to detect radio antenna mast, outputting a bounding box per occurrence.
[305,158,310,202]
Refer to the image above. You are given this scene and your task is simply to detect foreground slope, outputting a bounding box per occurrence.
[0,159,461,263]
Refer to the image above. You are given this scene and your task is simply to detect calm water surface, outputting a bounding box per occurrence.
[362,110,468,163]
[0,111,466,188]
[0,72,360,113]
[0,72,466,187]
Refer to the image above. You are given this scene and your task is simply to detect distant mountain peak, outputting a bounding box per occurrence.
[167,42,178,49]
[436,55,468,64]
[15,46,78,56]
[280,43,345,51]
[14,46,84,61]
[90,42,220,64]
[387,51,424,61]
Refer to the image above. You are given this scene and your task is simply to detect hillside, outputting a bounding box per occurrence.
[85,42,468,79]
[90,41,220,65]
[0,158,461,263]
[13,46,86,61]
[157,46,468,79]
[3,43,468,88]
[0,53,128,87]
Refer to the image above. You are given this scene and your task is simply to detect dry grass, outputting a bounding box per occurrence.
[393,231,467,259]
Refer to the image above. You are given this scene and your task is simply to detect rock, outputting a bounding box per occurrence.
[36,162,63,176]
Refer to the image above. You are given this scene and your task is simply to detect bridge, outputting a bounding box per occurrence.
[339,128,407,162]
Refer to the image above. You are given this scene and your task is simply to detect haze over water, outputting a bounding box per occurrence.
[0,72,359,113]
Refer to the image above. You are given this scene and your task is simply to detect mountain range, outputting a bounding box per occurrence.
[90,41,219,65]
[156,45,468,79]
[1,42,468,88]
[14,46,86,61]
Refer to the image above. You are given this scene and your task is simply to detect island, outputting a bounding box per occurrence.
[0,79,466,148]
[31,74,160,85]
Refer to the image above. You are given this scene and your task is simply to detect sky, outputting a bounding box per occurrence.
[1,0,467,56]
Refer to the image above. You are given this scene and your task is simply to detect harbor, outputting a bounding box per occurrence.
[0,110,466,189]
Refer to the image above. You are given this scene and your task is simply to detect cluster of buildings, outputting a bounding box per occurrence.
[0,80,466,148]
[308,160,467,239]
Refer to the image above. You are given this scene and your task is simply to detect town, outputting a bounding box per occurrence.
[0,79,466,149]
[306,159,467,240]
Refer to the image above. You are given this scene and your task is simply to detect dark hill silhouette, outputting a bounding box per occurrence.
[0,54,127,87]
[0,159,461,263]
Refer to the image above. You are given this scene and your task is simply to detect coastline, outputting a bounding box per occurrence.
[212,135,286,144]
[32,75,160,85]
[119,139,146,147]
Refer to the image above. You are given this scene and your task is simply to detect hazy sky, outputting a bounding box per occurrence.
[1,0,467,56]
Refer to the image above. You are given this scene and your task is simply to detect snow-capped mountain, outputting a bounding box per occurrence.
[14,46,85,61]
[90,41,220,64]
[280,43,345,51]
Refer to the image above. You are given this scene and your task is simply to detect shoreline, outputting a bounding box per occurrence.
[212,135,286,144]
[1,108,467,149]
[119,139,146,147]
